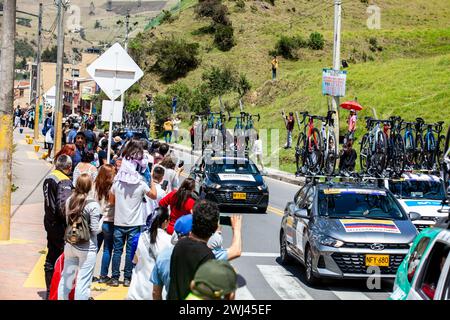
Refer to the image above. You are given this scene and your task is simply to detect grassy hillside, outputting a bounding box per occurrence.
[131,0,450,172]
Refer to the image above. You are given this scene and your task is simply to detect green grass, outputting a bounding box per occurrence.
[134,0,450,173]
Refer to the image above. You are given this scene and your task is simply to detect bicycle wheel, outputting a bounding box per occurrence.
[404,132,415,168]
[373,131,388,176]
[443,127,450,192]
[360,133,370,174]
[306,128,323,175]
[423,134,436,170]
[436,134,446,171]
[415,135,424,170]
[295,132,306,175]
[323,131,337,176]
[392,134,406,176]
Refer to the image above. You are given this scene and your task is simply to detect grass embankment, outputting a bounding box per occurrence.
[134,0,450,173]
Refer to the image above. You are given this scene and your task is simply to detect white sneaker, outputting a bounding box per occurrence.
[46,157,53,162]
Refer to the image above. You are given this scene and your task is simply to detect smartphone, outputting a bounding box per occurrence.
[219,215,232,226]
[161,180,169,191]
[178,160,184,168]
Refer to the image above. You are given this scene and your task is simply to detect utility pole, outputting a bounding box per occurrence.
[53,0,67,155]
[119,10,130,106]
[0,0,16,240]
[34,3,43,140]
[332,0,342,153]
[71,57,76,115]
[124,9,130,52]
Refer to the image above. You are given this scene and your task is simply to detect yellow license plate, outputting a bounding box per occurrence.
[233,192,247,200]
[365,254,389,267]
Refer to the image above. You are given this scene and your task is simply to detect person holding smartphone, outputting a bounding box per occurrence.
[158,155,183,193]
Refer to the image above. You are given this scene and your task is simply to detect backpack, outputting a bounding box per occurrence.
[64,200,94,245]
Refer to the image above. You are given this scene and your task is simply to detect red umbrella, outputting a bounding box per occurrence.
[340,100,363,111]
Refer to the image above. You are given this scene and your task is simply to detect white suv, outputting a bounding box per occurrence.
[385,173,449,231]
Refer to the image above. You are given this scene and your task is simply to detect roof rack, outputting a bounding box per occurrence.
[402,169,441,175]
[303,174,386,187]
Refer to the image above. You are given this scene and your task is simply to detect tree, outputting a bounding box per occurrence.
[309,32,325,50]
[41,46,58,62]
[189,84,212,114]
[214,24,235,51]
[94,20,101,29]
[202,65,238,111]
[236,73,251,100]
[166,82,191,112]
[15,39,35,59]
[150,38,200,83]
[15,57,27,70]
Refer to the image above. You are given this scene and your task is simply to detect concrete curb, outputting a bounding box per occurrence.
[164,141,304,186]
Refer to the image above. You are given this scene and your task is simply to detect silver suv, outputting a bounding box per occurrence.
[279,181,418,285]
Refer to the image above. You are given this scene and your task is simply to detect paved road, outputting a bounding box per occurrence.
[173,148,393,300]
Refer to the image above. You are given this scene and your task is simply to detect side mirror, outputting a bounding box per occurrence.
[408,212,422,221]
[294,209,310,220]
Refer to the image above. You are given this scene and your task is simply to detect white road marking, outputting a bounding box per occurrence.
[235,286,256,300]
[328,287,371,300]
[257,265,314,300]
[241,252,279,258]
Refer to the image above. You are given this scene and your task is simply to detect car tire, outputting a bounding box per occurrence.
[280,231,294,265]
[256,206,268,213]
[304,245,320,287]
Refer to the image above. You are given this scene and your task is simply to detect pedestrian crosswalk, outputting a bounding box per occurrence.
[257,265,314,300]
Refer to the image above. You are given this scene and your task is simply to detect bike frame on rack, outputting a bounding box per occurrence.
[295,111,322,175]
[320,110,337,175]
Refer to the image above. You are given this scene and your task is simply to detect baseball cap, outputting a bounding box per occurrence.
[192,260,237,298]
[73,123,80,129]
[174,214,193,236]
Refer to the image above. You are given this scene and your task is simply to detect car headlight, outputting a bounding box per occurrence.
[257,183,268,191]
[318,235,344,248]
[209,183,221,190]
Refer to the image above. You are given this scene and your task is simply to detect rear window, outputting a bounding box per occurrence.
[318,188,407,220]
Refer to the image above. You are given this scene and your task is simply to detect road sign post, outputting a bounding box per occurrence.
[87,43,143,164]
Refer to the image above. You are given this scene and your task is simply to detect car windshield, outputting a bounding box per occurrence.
[318,189,407,220]
[390,180,445,200]
[207,160,259,174]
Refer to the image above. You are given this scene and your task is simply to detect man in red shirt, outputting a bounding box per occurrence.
[159,178,197,234]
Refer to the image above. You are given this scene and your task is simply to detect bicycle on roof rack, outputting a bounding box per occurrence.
[386,116,406,177]
[228,111,246,153]
[442,126,450,197]
[402,119,419,169]
[204,110,227,153]
[243,112,260,151]
[295,111,324,176]
[422,120,446,171]
[360,117,390,177]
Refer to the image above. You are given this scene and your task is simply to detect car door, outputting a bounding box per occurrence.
[435,253,450,299]
[295,186,314,259]
[409,238,450,300]
[285,186,307,255]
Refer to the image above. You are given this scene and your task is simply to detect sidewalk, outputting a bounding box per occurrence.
[0,126,52,299]
[0,127,131,300]
[164,140,304,186]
